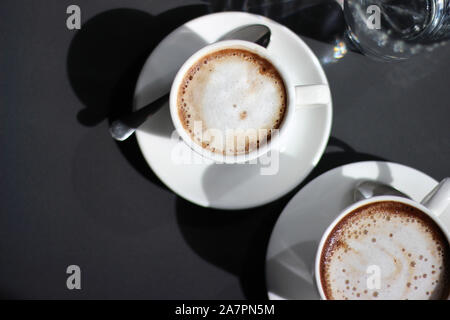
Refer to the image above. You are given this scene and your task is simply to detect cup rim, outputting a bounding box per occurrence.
[169,39,294,164]
[314,195,450,300]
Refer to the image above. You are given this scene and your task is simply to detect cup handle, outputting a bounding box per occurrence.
[421,178,450,227]
[294,84,331,108]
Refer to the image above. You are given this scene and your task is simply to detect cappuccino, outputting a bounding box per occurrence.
[177,48,286,156]
[320,201,450,300]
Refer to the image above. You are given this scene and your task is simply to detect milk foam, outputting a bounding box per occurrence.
[320,201,450,300]
[177,48,286,156]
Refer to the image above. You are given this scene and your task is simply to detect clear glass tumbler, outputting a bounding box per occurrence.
[343,0,450,61]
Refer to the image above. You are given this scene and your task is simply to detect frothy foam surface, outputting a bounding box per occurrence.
[320,201,450,300]
[177,48,286,156]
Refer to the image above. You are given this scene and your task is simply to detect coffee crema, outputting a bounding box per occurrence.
[320,201,450,300]
[177,48,287,156]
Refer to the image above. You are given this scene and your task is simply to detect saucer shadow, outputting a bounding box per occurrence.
[249,0,346,45]
[67,5,209,188]
[176,137,388,299]
[67,5,209,126]
[207,0,348,63]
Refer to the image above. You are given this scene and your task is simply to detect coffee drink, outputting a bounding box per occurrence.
[177,48,287,156]
[320,201,450,300]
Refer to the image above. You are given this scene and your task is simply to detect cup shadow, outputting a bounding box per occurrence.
[265,240,319,300]
[134,24,209,138]
[200,153,310,207]
[67,5,210,188]
[176,136,388,299]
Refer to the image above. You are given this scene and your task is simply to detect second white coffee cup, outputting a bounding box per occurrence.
[315,178,450,300]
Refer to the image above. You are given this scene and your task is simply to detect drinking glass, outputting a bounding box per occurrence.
[343,0,450,60]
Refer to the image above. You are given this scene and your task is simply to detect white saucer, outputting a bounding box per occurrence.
[133,12,332,209]
[265,161,438,300]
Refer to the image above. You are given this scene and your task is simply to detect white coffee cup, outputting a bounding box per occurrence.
[169,40,331,164]
[314,178,450,300]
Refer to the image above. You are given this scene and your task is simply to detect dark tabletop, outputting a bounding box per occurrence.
[1,0,449,299]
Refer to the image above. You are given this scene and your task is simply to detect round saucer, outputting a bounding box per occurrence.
[265,161,438,300]
[133,12,332,209]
